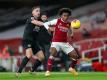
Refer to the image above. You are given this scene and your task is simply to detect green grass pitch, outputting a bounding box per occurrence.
[0,72,107,80]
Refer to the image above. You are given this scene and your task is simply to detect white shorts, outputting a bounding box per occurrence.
[51,42,74,54]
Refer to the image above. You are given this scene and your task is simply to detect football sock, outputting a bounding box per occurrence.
[47,56,54,71]
[31,59,42,72]
[18,56,30,73]
[70,60,77,68]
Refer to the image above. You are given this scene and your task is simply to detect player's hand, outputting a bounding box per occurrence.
[48,27,55,32]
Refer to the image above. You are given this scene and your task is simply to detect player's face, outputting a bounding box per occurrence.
[61,13,70,21]
[41,15,48,22]
[32,7,40,18]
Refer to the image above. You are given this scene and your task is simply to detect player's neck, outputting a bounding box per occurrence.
[61,18,68,23]
[32,15,39,20]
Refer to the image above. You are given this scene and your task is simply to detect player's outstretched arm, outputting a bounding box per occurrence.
[31,19,57,31]
[43,19,57,30]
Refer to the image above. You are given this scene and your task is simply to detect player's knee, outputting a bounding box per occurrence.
[74,48,81,59]
[50,52,57,57]
[26,48,33,58]
[36,52,45,61]
[73,53,78,59]
[50,48,57,57]
[26,54,32,59]
[26,51,33,58]
[68,51,78,60]
[38,55,45,61]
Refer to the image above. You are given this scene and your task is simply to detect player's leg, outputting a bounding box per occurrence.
[44,44,50,71]
[45,47,58,76]
[69,48,81,68]
[16,48,33,77]
[74,48,81,59]
[45,42,59,76]
[61,43,80,76]
[68,50,79,76]
[31,50,45,72]
[69,48,81,74]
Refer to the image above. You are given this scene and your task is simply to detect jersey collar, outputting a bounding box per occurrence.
[61,18,68,23]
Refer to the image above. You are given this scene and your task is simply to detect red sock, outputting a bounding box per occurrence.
[47,57,54,71]
[70,60,77,68]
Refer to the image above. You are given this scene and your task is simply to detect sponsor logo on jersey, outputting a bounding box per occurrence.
[28,44,31,47]
[58,23,68,32]
[33,26,40,32]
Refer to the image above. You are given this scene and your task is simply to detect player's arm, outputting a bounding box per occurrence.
[31,19,57,31]
[43,19,57,30]
[68,27,74,38]
[31,19,54,32]
[31,19,44,26]
[31,18,57,28]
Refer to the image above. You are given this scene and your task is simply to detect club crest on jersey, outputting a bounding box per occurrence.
[67,24,70,27]
[27,44,31,47]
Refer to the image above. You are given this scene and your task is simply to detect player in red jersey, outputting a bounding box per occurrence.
[31,8,80,76]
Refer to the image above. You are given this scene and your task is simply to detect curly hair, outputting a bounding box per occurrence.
[59,8,71,16]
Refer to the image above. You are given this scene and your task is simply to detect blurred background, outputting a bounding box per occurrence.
[0,0,107,72]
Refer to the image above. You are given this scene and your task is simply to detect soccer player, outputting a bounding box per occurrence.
[16,6,45,77]
[37,12,53,70]
[31,8,80,76]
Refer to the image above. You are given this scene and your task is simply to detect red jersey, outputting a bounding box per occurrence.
[44,18,70,42]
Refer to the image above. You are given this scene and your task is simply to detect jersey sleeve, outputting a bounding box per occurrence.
[43,19,57,30]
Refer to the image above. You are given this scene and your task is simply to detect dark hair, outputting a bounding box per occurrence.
[32,6,40,11]
[41,12,48,16]
[59,8,71,16]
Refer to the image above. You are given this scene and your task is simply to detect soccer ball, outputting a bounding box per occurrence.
[71,19,81,29]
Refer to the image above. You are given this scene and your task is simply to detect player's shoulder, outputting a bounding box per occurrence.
[51,18,58,22]
[55,18,62,23]
[25,17,35,29]
[26,17,32,24]
[48,18,58,25]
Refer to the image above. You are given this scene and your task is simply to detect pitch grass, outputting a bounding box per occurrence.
[0,72,107,80]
